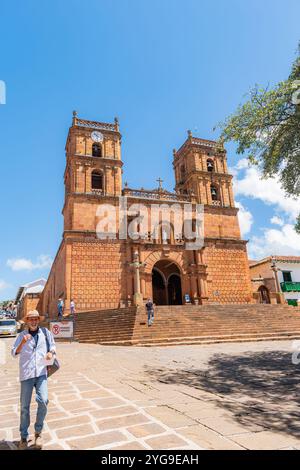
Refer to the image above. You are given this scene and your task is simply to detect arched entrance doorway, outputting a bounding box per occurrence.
[168,274,182,305]
[258,286,271,304]
[152,260,182,305]
[152,269,167,305]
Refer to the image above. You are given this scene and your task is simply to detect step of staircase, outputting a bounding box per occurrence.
[72,304,300,346]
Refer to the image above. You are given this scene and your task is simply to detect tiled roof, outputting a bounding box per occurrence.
[249,255,300,268]
[271,255,300,262]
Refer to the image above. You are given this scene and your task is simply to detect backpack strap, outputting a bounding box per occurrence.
[41,327,50,353]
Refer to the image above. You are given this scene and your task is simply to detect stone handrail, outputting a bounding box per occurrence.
[91,189,104,195]
[123,188,191,202]
[76,118,117,132]
[191,138,216,148]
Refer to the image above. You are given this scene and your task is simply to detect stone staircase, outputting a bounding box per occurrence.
[73,304,300,346]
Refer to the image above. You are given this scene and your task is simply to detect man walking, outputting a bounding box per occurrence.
[70,299,76,317]
[145,298,155,326]
[11,310,56,450]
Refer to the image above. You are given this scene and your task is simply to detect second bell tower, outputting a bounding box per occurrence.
[173,130,235,208]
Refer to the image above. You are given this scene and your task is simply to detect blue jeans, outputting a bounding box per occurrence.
[20,375,48,439]
[147,309,154,324]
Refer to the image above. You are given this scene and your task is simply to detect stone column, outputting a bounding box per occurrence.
[130,251,144,307]
[126,273,133,306]
[64,242,72,316]
[105,165,110,195]
[199,276,209,304]
[85,164,91,193]
[227,182,233,206]
[190,274,198,302]
[141,276,146,300]
[219,178,224,206]
[113,166,118,196]
[228,183,235,208]
[199,277,207,297]
[205,179,210,205]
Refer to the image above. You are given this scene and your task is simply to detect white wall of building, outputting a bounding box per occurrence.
[277,262,300,302]
[277,263,300,283]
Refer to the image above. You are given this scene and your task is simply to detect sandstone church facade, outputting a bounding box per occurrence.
[42,113,253,316]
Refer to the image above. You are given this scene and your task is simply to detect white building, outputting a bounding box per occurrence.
[15,278,47,318]
[275,257,300,305]
[249,256,300,306]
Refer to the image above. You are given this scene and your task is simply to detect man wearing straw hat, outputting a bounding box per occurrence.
[11,310,56,450]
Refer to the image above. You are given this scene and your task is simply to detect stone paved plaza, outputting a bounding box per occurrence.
[1,338,300,450]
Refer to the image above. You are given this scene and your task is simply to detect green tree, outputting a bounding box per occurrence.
[0,300,12,308]
[217,44,300,233]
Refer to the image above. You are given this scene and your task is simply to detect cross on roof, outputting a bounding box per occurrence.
[157,177,164,190]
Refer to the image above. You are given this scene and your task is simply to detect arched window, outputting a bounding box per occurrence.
[92,170,103,190]
[92,143,102,157]
[211,185,219,201]
[207,159,214,172]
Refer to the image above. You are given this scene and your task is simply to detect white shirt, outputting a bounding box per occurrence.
[11,328,56,382]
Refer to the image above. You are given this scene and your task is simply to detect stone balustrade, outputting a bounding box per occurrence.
[123,187,191,202]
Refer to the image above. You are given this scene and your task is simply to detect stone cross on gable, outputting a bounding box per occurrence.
[157,177,164,190]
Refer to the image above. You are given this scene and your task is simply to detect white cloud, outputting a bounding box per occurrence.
[233,159,300,260]
[233,164,300,220]
[248,224,300,259]
[236,201,253,236]
[235,158,250,170]
[270,216,284,227]
[7,255,53,272]
[0,280,11,291]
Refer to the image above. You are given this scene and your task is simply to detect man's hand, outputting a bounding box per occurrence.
[45,352,53,360]
[22,334,32,343]
[16,334,32,354]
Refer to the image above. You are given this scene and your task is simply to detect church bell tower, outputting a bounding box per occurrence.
[173,130,235,207]
[63,112,123,232]
[173,130,241,240]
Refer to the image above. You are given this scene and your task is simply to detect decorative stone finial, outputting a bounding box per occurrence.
[187,129,192,138]
[114,117,119,131]
[173,149,176,157]
[72,110,78,126]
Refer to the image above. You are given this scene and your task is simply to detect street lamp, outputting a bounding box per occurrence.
[270,258,281,294]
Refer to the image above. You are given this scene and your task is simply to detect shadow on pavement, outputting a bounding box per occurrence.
[145,350,300,437]
[0,439,41,451]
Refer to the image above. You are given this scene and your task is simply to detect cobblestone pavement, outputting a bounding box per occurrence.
[1,338,300,450]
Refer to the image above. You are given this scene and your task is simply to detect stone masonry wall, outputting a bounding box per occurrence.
[42,243,67,317]
[19,295,42,319]
[249,261,273,281]
[70,239,126,311]
[204,242,253,304]
[204,210,241,239]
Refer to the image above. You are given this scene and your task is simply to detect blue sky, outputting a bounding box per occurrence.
[0,0,299,301]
